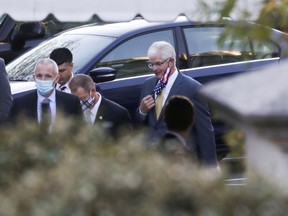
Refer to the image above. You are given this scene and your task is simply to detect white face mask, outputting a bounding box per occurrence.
[80,91,95,111]
[35,79,55,95]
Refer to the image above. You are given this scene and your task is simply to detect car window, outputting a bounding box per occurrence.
[0,15,9,41]
[183,27,253,68]
[251,40,279,59]
[7,34,115,81]
[96,30,174,79]
[183,27,280,68]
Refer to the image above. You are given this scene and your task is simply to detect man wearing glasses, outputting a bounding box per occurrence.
[135,41,218,167]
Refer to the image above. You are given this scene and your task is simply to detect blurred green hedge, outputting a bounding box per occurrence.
[0,116,287,216]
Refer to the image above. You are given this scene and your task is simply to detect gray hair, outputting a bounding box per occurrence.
[34,58,59,76]
[69,74,95,93]
[147,41,176,63]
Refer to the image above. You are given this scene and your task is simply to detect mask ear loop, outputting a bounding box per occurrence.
[53,74,60,87]
[90,89,96,102]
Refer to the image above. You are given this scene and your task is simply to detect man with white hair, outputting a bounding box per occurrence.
[136,41,218,166]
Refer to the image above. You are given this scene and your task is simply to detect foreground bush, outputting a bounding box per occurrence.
[0,117,287,216]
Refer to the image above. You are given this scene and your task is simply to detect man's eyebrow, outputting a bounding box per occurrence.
[42,74,54,78]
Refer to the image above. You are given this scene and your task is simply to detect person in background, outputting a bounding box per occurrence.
[0,58,12,123]
[160,95,197,162]
[69,74,132,139]
[50,47,73,93]
[8,58,82,130]
[135,41,217,166]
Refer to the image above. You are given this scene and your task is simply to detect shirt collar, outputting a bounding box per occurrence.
[56,75,74,89]
[90,93,102,116]
[37,89,56,103]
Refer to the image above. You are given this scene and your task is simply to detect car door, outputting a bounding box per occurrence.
[180,26,281,84]
[178,25,281,158]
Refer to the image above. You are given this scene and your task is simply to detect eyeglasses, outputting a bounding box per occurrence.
[147,57,171,69]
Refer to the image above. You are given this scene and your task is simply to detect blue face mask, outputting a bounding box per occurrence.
[35,79,55,96]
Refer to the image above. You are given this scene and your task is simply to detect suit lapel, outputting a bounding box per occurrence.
[30,91,38,119]
[95,97,105,123]
[55,90,65,110]
[167,72,183,98]
[55,90,63,118]
[147,78,159,122]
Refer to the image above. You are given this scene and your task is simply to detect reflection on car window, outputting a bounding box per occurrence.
[0,15,5,27]
[97,30,174,79]
[183,27,279,68]
[252,40,279,59]
[7,34,115,80]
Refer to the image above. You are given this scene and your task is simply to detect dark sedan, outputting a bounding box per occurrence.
[7,16,288,159]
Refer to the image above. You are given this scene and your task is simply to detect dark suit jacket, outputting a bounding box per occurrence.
[94,97,132,138]
[135,71,217,165]
[9,90,82,123]
[160,132,197,162]
[0,58,12,123]
[162,132,186,147]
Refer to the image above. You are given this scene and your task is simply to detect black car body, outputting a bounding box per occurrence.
[7,16,288,159]
[0,15,48,64]
[0,14,100,64]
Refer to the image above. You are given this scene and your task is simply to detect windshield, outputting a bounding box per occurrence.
[7,33,115,81]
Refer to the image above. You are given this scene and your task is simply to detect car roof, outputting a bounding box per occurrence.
[56,16,287,40]
[59,16,197,37]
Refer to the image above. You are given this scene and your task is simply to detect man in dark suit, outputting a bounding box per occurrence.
[135,41,217,166]
[50,47,74,93]
[0,58,12,123]
[69,74,132,139]
[9,58,82,129]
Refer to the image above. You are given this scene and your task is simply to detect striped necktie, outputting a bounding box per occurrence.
[155,90,164,119]
[84,109,94,126]
[41,98,51,128]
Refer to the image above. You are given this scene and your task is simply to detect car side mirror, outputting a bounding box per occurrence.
[89,67,116,83]
[11,22,46,50]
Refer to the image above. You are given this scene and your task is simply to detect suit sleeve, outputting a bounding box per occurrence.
[134,79,152,124]
[0,58,12,123]
[118,108,133,130]
[192,88,218,166]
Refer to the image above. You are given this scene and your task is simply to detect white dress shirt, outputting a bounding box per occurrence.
[56,83,71,94]
[84,93,102,126]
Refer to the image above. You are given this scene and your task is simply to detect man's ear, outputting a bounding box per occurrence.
[168,58,174,68]
[54,74,60,85]
[91,87,97,94]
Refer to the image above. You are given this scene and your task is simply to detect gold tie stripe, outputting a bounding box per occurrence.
[155,90,164,119]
